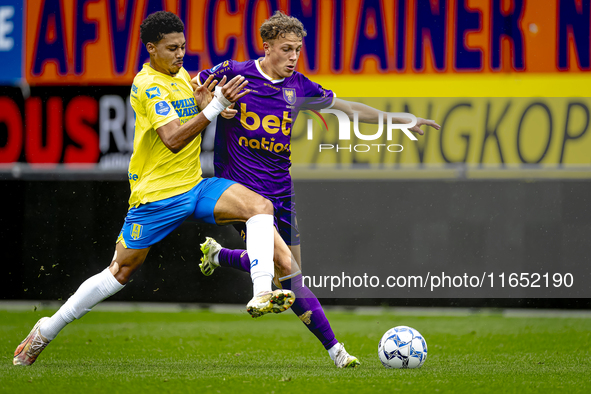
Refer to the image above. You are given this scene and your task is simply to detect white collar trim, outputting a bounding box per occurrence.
[256,59,285,84]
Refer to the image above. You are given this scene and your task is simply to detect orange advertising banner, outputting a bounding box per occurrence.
[24,0,591,85]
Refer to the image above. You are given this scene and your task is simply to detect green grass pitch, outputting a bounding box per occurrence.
[1,307,591,393]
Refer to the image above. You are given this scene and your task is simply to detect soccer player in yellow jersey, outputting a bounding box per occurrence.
[13,11,294,366]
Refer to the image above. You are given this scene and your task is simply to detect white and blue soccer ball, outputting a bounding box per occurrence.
[378,326,428,369]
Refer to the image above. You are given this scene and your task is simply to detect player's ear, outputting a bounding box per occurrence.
[146,42,156,55]
[263,41,271,55]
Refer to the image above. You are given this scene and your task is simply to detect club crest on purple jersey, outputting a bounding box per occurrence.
[283,88,296,105]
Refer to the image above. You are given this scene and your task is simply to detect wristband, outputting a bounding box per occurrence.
[202,96,227,122]
[214,86,232,107]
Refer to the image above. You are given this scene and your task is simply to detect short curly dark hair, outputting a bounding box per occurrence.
[140,11,184,45]
[260,11,307,43]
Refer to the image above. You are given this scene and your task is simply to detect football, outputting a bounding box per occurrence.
[378,326,428,369]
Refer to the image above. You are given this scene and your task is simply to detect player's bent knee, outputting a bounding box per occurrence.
[243,196,273,219]
[256,197,273,215]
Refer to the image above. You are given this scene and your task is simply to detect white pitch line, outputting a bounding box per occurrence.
[1,300,591,318]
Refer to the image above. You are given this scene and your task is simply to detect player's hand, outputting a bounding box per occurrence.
[220,103,237,119]
[192,74,219,110]
[409,118,441,135]
[190,75,201,91]
[218,75,250,103]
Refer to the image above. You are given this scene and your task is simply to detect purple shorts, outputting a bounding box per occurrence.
[233,196,300,246]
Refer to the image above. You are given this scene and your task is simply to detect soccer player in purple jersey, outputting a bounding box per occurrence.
[194,11,440,368]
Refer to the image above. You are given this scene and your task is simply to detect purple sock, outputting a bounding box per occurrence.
[218,248,250,272]
[217,249,338,350]
[281,274,338,350]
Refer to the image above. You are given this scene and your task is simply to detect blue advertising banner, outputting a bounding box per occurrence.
[0,0,22,84]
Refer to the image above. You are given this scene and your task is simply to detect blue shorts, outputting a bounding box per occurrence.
[233,195,300,246]
[118,177,235,249]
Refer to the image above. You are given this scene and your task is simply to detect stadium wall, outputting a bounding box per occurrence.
[2,179,590,308]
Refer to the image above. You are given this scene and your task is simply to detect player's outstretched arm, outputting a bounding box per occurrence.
[331,98,440,136]
[157,75,249,153]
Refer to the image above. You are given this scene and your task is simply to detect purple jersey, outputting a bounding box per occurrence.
[197,59,335,199]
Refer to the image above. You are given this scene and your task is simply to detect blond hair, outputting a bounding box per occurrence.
[259,11,307,43]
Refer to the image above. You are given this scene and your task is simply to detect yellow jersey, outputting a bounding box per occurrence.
[128,63,202,208]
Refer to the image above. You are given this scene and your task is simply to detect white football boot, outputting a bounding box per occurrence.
[333,343,361,368]
[13,317,51,366]
[199,237,222,276]
[246,289,296,318]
